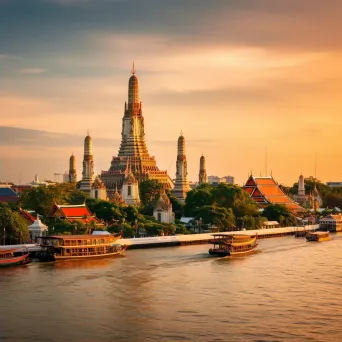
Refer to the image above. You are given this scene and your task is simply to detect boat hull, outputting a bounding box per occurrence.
[54,247,127,261]
[0,253,30,267]
[40,245,128,262]
[209,244,258,257]
[306,236,331,242]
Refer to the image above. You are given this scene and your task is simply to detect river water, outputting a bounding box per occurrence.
[1,235,342,342]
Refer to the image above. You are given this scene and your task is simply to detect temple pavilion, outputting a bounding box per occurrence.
[243,175,304,213]
[50,203,104,227]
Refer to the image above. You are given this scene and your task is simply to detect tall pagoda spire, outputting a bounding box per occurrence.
[172,133,191,202]
[198,154,207,185]
[80,133,95,192]
[101,66,174,194]
[128,62,139,105]
[68,153,77,183]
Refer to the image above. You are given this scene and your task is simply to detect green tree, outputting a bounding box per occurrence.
[86,198,125,223]
[166,191,184,219]
[263,204,297,227]
[139,179,164,206]
[193,205,236,231]
[0,203,29,243]
[184,184,213,216]
[20,183,89,217]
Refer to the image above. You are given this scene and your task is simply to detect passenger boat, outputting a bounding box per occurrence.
[306,231,331,242]
[39,233,126,261]
[208,234,258,257]
[0,248,31,267]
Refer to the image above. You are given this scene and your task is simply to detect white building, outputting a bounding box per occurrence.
[208,175,235,185]
[28,217,48,242]
[153,190,174,224]
[327,182,342,188]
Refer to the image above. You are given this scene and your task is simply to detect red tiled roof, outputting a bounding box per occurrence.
[243,176,304,213]
[254,178,276,186]
[67,217,101,224]
[60,206,92,218]
[19,209,36,224]
[51,204,102,225]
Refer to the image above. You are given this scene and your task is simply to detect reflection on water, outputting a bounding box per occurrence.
[1,235,342,341]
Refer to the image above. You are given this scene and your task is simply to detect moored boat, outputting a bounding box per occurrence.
[209,234,258,257]
[39,233,126,261]
[306,231,331,242]
[0,248,31,267]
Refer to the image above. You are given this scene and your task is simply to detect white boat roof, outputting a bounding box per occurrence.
[92,230,111,235]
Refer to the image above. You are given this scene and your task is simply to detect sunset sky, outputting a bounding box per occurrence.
[1,0,342,186]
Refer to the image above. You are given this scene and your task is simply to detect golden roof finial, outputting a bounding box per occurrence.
[132,62,135,75]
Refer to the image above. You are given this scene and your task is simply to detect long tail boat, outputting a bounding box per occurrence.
[209,234,258,257]
[0,248,31,267]
[39,233,127,261]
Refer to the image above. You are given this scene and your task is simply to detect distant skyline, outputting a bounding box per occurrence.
[1,0,342,185]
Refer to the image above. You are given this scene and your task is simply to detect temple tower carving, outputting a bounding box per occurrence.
[101,65,173,194]
[80,134,94,192]
[198,154,207,185]
[171,133,191,203]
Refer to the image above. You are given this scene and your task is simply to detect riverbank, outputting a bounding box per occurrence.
[0,225,318,252]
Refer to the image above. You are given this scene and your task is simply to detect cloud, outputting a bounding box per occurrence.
[0,54,21,60]
[19,68,47,74]
[0,126,117,148]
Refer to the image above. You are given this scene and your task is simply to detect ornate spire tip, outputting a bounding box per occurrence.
[131,62,135,75]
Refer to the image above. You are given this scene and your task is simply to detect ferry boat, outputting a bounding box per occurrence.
[306,231,331,242]
[0,248,30,267]
[39,233,126,261]
[208,234,258,257]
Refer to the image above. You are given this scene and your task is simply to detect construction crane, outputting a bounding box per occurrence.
[54,173,64,183]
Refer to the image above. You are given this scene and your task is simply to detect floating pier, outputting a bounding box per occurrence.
[118,225,319,249]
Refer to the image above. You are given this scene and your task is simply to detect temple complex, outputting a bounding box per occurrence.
[68,154,77,183]
[198,154,207,185]
[80,134,94,192]
[101,65,173,195]
[243,175,304,213]
[171,133,191,203]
